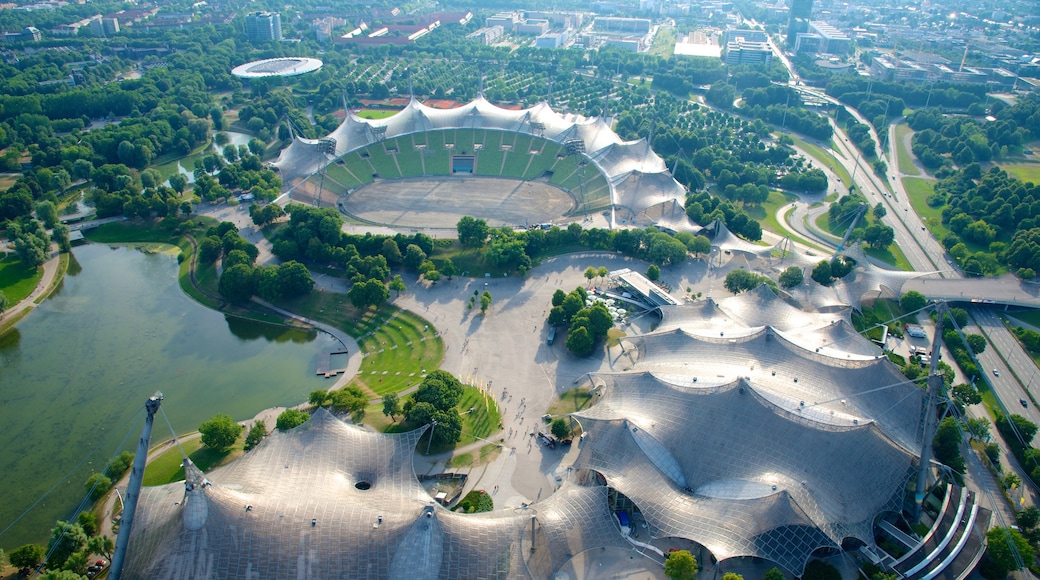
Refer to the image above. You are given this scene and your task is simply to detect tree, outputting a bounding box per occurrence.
[779,266,803,288]
[584,266,597,286]
[77,510,98,537]
[0,290,7,318]
[664,549,698,580]
[244,420,268,451]
[383,393,401,421]
[36,200,58,229]
[811,260,832,285]
[646,264,660,281]
[84,472,112,501]
[873,202,887,219]
[566,325,595,356]
[412,370,464,411]
[721,574,745,580]
[441,259,459,280]
[218,263,257,303]
[199,413,243,449]
[46,521,87,569]
[550,418,570,439]
[552,289,567,307]
[348,278,389,309]
[1017,505,1040,531]
[402,244,427,269]
[983,527,1034,578]
[309,390,331,407]
[965,416,990,440]
[900,290,927,312]
[953,384,983,407]
[764,568,785,580]
[389,274,406,297]
[169,173,187,194]
[933,416,965,472]
[966,334,987,354]
[276,409,309,431]
[87,534,114,562]
[381,238,403,264]
[9,544,45,573]
[457,216,490,248]
[480,290,492,314]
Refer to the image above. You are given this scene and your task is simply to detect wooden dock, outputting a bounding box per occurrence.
[316,350,349,378]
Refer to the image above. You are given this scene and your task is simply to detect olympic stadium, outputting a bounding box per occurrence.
[273,96,690,231]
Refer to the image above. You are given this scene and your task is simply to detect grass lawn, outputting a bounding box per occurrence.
[276,292,443,396]
[649,27,676,58]
[0,173,19,190]
[1007,309,1040,329]
[142,436,245,486]
[864,244,913,271]
[356,109,399,120]
[894,124,920,177]
[746,191,828,252]
[1000,163,1040,185]
[455,385,503,446]
[382,385,502,454]
[902,177,949,239]
[547,388,595,417]
[0,254,43,304]
[790,135,853,188]
[449,443,503,468]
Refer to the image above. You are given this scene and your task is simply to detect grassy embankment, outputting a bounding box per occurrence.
[894,123,920,177]
[813,212,913,271]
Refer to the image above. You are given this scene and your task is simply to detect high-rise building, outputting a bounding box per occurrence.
[246,11,282,42]
[786,0,813,47]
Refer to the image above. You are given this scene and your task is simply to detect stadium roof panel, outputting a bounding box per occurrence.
[231,57,323,78]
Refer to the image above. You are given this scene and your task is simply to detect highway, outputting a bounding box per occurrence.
[766,40,1040,514]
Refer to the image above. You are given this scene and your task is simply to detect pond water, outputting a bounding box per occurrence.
[166,130,255,186]
[0,243,338,549]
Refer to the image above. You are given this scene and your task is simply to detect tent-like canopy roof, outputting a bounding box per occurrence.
[272,96,688,227]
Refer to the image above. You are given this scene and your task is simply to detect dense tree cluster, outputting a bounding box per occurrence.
[810,256,856,286]
[204,220,313,303]
[828,193,894,250]
[926,166,1040,276]
[685,190,762,240]
[826,76,985,110]
[908,109,1017,170]
[402,370,464,447]
[723,269,776,294]
[547,286,615,356]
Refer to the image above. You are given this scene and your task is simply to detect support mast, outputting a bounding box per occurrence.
[915,303,945,519]
[110,393,163,580]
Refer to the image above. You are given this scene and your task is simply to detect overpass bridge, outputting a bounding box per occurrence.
[901,276,1040,309]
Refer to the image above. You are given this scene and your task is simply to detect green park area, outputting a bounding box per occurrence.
[894,124,920,176]
[142,436,244,486]
[790,135,853,189]
[0,254,43,305]
[547,388,595,417]
[1000,163,1040,186]
[902,177,948,238]
[813,212,912,270]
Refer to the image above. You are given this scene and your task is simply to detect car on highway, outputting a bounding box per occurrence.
[1021,398,1029,408]
[993,369,1000,376]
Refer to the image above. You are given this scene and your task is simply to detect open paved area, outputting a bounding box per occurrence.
[341,176,577,229]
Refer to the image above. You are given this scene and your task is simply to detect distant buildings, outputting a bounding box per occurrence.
[725,39,773,65]
[794,20,849,55]
[787,0,813,47]
[245,11,282,43]
[468,25,504,45]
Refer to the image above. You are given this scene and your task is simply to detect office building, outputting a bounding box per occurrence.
[245,11,282,42]
[787,0,813,47]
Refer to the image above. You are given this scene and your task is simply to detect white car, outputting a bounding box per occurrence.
[993,369,1000,377]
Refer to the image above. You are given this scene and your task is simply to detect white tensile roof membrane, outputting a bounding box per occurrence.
[272,96,687,225]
